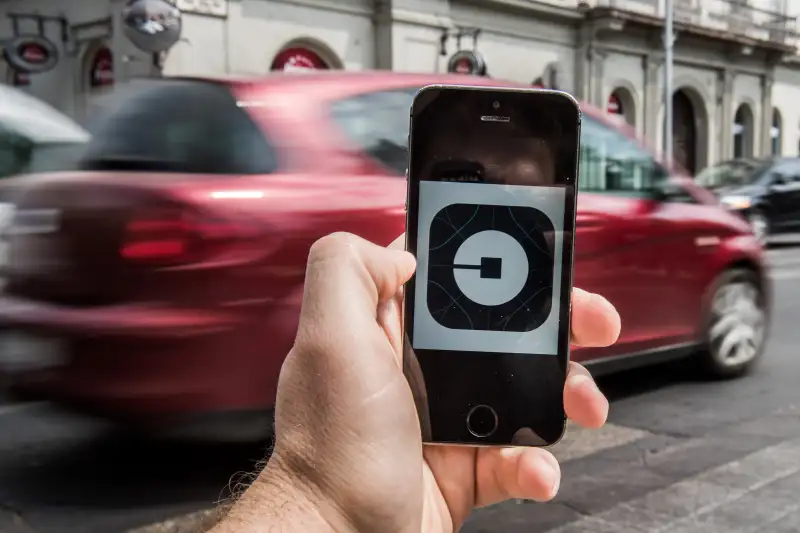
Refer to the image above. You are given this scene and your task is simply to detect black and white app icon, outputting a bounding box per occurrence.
[427,204,554,332]
[413,180,565,355]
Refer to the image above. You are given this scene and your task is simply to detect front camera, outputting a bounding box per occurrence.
[492,100,500,110]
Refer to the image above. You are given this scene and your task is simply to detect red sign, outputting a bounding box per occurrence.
[3,35,59,74]
[19,43,48,64]
[90,47,114,87]
[453,57,471,74]
[270,47,329,72]
[607,94,622,115]
[446,50,486,76]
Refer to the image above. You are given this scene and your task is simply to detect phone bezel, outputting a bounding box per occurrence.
[403,84,582,447]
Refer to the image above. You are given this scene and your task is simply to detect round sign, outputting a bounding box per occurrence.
[447,50,487,76]
[2,36,59,74]
[90,47,114,87]
[270,47,329,72]
[122,0,182,53]
[607,93,623,115]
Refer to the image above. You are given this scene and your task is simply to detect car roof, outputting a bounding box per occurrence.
[159,71,664,173]
[177,70,610,122]
[716,156,800,167]
[0,84,90,143]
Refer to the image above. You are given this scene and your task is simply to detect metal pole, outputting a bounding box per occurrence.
[663,0,674,165]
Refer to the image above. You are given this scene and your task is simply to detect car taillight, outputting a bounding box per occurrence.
[120,207,255,266]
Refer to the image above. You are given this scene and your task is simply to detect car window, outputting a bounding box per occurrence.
[579,117,668,197]
[695,159,769,190]
[329,88,418,176]
[0,125,31,179]
[79,80,277,175]
[0,124,85,178]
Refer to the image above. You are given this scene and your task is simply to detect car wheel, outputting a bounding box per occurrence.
[700,269,768,378]
[747,210,769,244]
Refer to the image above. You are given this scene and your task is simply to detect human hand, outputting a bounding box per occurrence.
[217,232,621,533]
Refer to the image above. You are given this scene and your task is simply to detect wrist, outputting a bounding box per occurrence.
[210,456,346,533]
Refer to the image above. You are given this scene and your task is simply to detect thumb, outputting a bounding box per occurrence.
[300,233,416,328]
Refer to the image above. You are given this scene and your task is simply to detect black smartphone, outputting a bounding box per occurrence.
[403,85,581,447]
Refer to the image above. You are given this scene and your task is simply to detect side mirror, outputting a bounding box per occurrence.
[651,182,678,202]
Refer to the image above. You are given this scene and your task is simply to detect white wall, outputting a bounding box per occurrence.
[449,2,576,90]
[602,53,645,136]
[773,66,800,156]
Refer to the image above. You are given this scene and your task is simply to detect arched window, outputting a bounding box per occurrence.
[607,88,636,127]
[772,108,782,155]
[733,104,754,159]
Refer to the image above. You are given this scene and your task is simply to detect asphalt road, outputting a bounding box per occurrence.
[2,243,800,533]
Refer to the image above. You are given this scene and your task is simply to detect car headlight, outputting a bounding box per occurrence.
[720,195,751,210]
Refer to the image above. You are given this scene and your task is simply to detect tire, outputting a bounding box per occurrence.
[747,209,770,244]
[698,268,769,379]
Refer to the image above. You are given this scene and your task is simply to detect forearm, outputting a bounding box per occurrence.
[208,462,341,533]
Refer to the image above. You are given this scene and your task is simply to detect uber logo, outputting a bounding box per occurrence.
[426,203,554,332]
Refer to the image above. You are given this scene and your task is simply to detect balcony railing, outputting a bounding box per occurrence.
[588,0,797,47]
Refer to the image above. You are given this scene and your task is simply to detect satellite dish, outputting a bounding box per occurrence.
[122,0,182,53]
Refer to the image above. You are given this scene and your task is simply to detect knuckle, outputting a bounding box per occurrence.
[308,232,361,261]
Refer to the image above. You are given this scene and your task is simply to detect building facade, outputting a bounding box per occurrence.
[1,0,799,172]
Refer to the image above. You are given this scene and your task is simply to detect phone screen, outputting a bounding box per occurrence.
[404,86,580,446]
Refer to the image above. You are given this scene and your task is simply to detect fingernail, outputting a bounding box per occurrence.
[541,453,561,497]
[570,374,595,393]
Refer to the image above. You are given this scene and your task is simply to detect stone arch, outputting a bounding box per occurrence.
[271,37,344,71]
[79,39,114,92]
[75,39,114,128]
[605,79,639,130]
[657,75,712,173]
[733,99,756,159]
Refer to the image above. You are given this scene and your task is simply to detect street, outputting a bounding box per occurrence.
[2,243,800,533]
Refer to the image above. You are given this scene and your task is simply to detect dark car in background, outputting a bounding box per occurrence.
[0,73,769,440]
[696,157,800,243]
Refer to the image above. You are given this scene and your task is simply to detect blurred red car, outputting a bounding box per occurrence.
[0,72,769,439]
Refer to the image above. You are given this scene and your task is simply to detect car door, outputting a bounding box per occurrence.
[644,181,724,344]
[572,117,675,363]
[764,160,800,232]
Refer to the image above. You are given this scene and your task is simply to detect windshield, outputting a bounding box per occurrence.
[79,80,277,175]
[695,160,767,189]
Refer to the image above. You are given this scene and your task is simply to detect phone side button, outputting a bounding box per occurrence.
[466,404,498,438]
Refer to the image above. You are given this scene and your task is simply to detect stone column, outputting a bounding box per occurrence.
[574,27,594,102]
[760,72,774,156]
[372,0,394,70]
[717,68,734,161]
[642,54,662,150]
[591,48,607,108]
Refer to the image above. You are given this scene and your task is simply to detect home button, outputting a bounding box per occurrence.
[466,404,498,438]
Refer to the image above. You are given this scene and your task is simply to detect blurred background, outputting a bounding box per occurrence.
[2,1,800,533]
